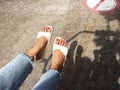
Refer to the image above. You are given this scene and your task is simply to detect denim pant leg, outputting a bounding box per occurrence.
[32,69,60,90]
[0,53,33,90]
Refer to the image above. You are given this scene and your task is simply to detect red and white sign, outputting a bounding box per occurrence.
[83,0,120,14]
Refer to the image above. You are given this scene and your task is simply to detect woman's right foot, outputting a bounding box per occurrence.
[51,37,68,72]
[25,26,53,60]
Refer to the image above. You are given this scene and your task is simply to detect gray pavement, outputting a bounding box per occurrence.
[0,0,120,90]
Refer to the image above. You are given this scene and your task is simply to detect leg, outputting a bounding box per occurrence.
[0,54,33,90]
[32,37,68,90]
[0,26,52,90]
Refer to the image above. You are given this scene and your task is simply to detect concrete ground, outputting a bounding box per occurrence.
[0,0,120,90]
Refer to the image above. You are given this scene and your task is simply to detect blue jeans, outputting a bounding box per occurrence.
[0,53,60,90]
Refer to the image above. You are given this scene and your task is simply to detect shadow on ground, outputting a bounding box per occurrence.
[58,30,120,90]
[103,9,120,30]
[57,7,120,90]
[77,30,120,90]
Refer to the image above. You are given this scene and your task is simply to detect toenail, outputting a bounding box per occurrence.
[48,27,50,29]
[56,39,59,41]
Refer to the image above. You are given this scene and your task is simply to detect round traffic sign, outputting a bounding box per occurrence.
[83,0,120,14]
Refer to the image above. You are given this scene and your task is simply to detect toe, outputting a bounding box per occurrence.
[40,26,52,33]
[44,26,47,32]
[40,26,46,32]
[55,38,67,46]
[62,39,64,46]
[55,39,59,45]
[47,27,52,32]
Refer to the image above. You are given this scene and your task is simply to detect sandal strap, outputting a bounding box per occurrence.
[53,44,68,56]
[36,32,51,41]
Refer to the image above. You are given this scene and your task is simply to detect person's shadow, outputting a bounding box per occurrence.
[76,30,120,90]
[58,30,120,90]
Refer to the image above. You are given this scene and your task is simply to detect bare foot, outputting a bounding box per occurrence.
[51,38,67,72]
[25,26,52,60]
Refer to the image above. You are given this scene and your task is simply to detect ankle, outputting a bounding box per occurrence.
[25,52,34,61]
[50,64,63,72]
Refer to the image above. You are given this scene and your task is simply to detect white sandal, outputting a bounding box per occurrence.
[53,37,68,57]
[35,26,53,60]
[36,25,53,41]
